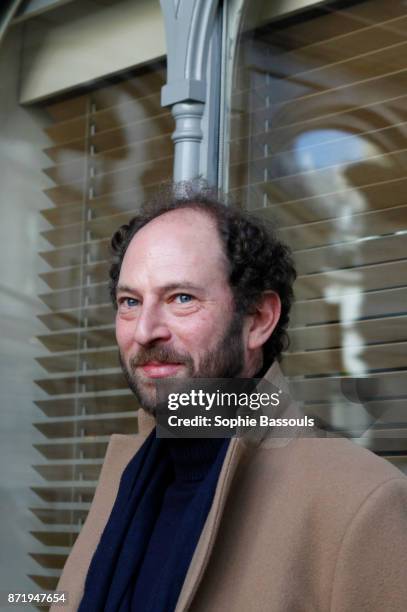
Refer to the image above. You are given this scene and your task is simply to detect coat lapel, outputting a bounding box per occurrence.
[175,435,248,612]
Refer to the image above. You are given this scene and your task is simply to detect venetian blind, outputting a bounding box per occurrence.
[29,61,174,589]
[228,0,407,463]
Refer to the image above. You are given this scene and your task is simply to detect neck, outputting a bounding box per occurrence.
[165,437,225,482]
[240,351,263,378]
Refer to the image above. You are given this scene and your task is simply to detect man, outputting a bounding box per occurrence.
[54,188,407,612]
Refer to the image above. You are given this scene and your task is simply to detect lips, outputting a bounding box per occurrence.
[139,361,183,378]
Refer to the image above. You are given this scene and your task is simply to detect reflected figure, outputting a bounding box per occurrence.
[228,1,407,441]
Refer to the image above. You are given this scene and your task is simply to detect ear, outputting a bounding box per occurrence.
[246,291,281,351]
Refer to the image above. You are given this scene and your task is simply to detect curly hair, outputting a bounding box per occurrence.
[109,182,297,367]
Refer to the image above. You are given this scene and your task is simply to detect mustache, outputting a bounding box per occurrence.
[129,346,194,369]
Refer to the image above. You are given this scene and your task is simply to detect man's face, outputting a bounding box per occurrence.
[115,208,247,413]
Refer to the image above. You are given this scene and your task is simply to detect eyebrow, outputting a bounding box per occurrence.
[116,282,204,295]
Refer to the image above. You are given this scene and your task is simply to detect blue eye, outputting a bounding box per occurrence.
[126,298,139,307]
[118,297,139,308]
[175,294,193,304]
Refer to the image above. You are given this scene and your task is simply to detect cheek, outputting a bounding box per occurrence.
[115,318,133,352]
[174,310,228,351]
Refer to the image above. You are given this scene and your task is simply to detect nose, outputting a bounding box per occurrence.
[132,301,171,346]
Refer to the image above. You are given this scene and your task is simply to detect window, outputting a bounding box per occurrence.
[29,62,174,587]
[1,6,172,584]
[224,0,407,462]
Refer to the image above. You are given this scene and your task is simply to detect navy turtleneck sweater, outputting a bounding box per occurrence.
[130,437,227,611]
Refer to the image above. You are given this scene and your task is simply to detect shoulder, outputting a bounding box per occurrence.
[302,436,404,487]
[289,435,402,480]
[328,458,407,611]
[245,435,407,510]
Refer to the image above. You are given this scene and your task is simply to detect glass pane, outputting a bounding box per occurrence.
[0,8,172,595]
[225,0,407,459]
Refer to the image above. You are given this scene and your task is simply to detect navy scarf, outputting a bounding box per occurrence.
[78,431,230,612]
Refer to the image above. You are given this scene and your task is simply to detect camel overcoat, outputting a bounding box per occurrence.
[53,364,407,611]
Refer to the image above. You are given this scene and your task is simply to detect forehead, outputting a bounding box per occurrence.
[119,208,228,287]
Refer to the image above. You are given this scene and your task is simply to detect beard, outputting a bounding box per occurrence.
[119,311,245,415]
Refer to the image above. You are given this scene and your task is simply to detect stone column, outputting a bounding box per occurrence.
[160,0,220,182]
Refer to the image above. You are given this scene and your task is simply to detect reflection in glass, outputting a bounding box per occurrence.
[0,37,174,589]
[226,0,407,453]
[30,61,174,588]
